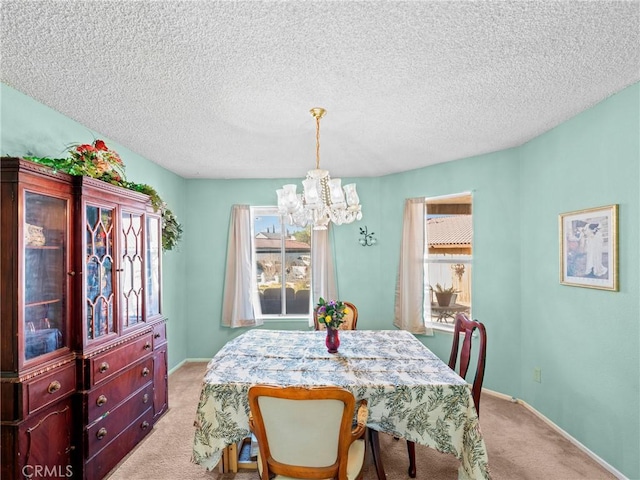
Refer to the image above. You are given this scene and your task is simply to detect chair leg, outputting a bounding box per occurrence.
[407,440,416,478]
[367,428,386,480]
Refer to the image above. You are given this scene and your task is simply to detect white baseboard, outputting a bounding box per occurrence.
[168,358,211,376]
[482,389,627,480]
[168,359,187,375]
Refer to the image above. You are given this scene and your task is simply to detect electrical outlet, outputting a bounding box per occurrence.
[533,367,542,383]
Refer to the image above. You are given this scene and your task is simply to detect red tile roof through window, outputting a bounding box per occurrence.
[427,215,472,246]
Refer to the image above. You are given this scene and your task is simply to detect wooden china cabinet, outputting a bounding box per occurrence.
[1,158,168,479]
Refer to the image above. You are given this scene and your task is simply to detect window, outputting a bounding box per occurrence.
[252,207,312,317]
[424,193,472,330]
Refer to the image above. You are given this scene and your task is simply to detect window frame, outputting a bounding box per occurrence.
[423,192,473,333]
[251,206,312,320]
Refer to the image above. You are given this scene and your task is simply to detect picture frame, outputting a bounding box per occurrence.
[559,204,618,291]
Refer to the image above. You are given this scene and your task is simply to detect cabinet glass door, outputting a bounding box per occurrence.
[121,210,144,328]
[146,216,162,318]
[24,191,68,361]
[85,205,115,340]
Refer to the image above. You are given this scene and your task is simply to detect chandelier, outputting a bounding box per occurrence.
[276,108,363,230]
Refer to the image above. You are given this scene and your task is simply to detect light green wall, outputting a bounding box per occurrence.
[0,84,190,371]
[2,81,638,478]
[518,84,639,478]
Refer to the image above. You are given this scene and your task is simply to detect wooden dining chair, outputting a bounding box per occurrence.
[248,385,368,480]
[405,312,487,478]
[313,302,359,330]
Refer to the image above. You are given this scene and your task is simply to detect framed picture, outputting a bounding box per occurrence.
[559,204,618,291]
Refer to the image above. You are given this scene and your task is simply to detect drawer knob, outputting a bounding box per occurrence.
[154,333,161,339]
[96,428,107,440]
[99,362,109,373]
[67,271,76,276]
[142,367,150,377]
[142,393,149,404]
[96,395,108,407]
[144,342,152,350]
[141,421,150,430]
[47,380,61,394]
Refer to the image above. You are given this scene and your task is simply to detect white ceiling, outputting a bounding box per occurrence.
[2,1,639,179]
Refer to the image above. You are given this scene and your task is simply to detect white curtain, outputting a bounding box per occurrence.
[310,227,337,328]
[394,198,432,335]
[221,205,263,328]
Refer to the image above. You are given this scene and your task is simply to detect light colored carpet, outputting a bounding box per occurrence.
[107,362,616,480]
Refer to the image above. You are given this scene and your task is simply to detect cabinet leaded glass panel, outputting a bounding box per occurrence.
[121,211,144,327]
[146,216,161,317]
[85,205,115,339]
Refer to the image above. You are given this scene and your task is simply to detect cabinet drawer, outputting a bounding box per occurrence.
[152,322,167,349]
[27,362,75,415]
[86,383,153,458]
[91,334,153,386]
[85,407,154,479]
[87,357,153,424]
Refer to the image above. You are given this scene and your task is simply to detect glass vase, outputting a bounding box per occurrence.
[325,326,340,354]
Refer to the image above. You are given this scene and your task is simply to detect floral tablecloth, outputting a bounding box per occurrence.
[192,329,490,480]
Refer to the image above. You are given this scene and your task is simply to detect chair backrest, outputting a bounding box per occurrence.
[449,312,487,416]
[313,301,358,330]
[248,385,357,479]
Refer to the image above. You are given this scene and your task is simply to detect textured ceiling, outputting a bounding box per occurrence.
[2,1,639,179]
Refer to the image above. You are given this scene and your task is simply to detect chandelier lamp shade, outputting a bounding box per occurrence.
[277,108,363,230]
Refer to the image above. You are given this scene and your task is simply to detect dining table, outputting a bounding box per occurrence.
[191,329,490,480]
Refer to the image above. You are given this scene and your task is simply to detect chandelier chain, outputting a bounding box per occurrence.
[315,115,321,170]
